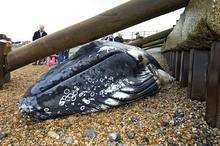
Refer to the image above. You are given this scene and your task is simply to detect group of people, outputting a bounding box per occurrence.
[32,25,143,66]
[104,32,143,43]
[32,25,69,66]
[104,33,124,43]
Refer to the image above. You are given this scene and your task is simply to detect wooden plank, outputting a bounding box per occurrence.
[188,49,210,101]
[142,38,166,48]
[175,51,181,81]
[144,44,163,50]
[4,73,10,83]
[0,41,11,87]
[179,51,190,87]
[7,0,189,71]
[129,28,172,46]
[167,52,172,74]
[206,42,220,128]
[167,52,171,66]
[0,42,4,88]
[163,52,170,73]
[171,51,176,77]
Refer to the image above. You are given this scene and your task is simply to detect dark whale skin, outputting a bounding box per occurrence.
[19,41,160,120]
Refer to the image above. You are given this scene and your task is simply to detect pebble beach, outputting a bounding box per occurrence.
[0,51,220,145]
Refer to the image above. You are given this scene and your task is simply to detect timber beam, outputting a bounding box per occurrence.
[206,42,220,128]
[6,0,189,71]
[129,28,172,47]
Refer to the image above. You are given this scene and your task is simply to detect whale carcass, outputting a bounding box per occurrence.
[19,41,173,120]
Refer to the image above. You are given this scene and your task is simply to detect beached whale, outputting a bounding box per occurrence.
[19,41,173,120]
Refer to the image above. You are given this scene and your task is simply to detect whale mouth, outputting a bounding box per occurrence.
[19,41,163,120]
[19,96,44,119]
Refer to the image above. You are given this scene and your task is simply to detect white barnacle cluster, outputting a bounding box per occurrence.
[98,46,117,53]
[111,92,131,100]
[84,75,93,83]
[79,91,89,97]
[123,78,135,85]
[104,98,120,106]
[100,78,129,99]
[127,48,144,60]
[82,98,95,105]
[59,86,80,106]
[59,86,97,112]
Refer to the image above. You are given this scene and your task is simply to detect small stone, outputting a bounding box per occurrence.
[63,123,72,129]
[83,129,96,138]
[161,121,169,127]
[48,131,60,140]
[126,131,135,139]
[156,127,165,134]
[142,135,149,143]
[175,129,181,135]
[64,137,74,145]
[108,132,121,142]
[167,139,178,146]
[0,130,4,140]
[215,129,220,136]
[130,116,140,124]
[116,142,124,146]
[192,128,197,134]
[169,120,175,126]
[174,108,185,118]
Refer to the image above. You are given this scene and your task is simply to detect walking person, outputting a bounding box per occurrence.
[57,50,69,64]
[46,54,57,66]
[135,32,144,40]
[114,33,124,43]
[135,32,144,47]
[104,34,114,41]
[32,25,48,65]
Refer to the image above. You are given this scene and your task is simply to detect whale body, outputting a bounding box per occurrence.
[19,41,172,120]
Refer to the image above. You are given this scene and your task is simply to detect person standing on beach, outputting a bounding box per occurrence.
[32,25,48,65]
[114,33,124,43]
[135,32,144,47]
[57,49,69,64]
[135,32,143,40]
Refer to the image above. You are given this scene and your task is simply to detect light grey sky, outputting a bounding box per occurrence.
[0,0,184,41]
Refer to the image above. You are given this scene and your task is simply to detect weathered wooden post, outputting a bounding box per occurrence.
[0,41,5,87]
[6,0,188,72]
[175,51,181,81]
[129,28,172,47]
[206,42,220,128]
[167,52,172,68]
[188,49,210,101]
[165,51,174,76]
[0,34,12,87]
[179,51,190,87]
[171,51,176,77]
[142,38,166,48]
[144,44,163,50]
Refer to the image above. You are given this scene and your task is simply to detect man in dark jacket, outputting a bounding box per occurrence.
[33,25,47,41]
[32,25,48,65]
[114,33,124,43]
